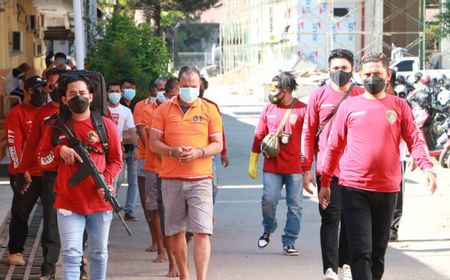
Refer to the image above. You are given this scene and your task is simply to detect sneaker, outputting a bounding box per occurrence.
[258,232,271,248]
[124,211,138,221]
[341,264,352,280]
[8,253,25,266]
[389,231,398,242]
[324,268,338,280]
[282,245,299,256]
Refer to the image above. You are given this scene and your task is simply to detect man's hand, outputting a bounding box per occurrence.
[60,145,83,165]
[98,184,116,199]
[318,187,331,209]
[425,171,437,194]
[408,157,417,171]
[221,154,230,167]
[133,148,140,160]
[178,146,202,162]
[302,171,315,195]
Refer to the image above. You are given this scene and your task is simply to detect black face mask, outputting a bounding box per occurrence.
[49,89,59,102]
[30,89,47,107]
[330,70,353,87]
[68,95,90,114]
[363,76,386,95]
[269,92,285,104]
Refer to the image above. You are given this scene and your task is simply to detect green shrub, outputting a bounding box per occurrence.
[87,13,171,99]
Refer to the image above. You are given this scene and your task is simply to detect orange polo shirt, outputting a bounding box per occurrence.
[151,97,223,179]
[133,99,157,159]
[142,107,158,172]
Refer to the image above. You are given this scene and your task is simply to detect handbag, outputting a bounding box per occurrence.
[261,100,295,158]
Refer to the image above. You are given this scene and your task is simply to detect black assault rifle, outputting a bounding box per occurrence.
[47,113,132,236]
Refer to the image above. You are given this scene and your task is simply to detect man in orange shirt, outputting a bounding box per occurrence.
[150,67,223,280]
[134,77,167,252]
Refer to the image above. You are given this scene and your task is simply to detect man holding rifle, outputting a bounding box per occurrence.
[39,75,123,280]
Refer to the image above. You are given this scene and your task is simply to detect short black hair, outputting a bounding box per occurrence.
[54,52,67,60]
[120,78,136,87]
[328,49,355,67]
[178,66,201,80]
[272,71,298,92]
[360,52,389,69]
[44,68,65,80]
[59,75,94,99]
[165,78,179,92]
[107,81,121,91]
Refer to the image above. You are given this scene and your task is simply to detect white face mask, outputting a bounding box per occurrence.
[179,87,199,104]
[156,91,168,103]
[149,97,157,104]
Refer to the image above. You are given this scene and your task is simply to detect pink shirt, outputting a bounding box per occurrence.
[301,84,365,175]
[252,100,307,174]
[320,94,433,192]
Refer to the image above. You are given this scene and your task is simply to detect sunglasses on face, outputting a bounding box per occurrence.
[268,82,282,92]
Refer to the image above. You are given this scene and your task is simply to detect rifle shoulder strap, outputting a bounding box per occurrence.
[90,110,109,153]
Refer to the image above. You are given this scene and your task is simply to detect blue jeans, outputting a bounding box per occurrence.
[57,210,113,280]
[115,151,138,213]
[262,172,303,246]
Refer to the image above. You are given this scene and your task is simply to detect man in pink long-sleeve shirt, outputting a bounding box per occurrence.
[320,52,437,280]
[301,49,364,280]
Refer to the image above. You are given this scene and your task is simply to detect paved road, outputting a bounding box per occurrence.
[1,87,449,279]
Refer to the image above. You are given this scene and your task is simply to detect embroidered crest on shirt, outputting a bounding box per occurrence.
[87,131,99,144]
[386,110,397,124]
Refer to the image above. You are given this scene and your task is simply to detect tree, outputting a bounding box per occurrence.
[434,1,450,40]
[86,13,170,98]
[127,0,221,35]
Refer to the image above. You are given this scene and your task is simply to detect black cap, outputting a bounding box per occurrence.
[24,76,45,90]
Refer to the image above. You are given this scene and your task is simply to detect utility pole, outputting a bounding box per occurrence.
[73,0,85,70]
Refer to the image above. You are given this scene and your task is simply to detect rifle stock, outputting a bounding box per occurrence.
[48,113,132,236]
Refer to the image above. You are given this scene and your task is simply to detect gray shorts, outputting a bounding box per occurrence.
[136,159,145,177]
[142,170,158,211]
[162,179,213,236]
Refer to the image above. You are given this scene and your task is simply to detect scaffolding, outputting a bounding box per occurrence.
[220,0,427,73]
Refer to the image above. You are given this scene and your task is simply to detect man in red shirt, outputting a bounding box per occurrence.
[301,49,364,280]
[15,68,65,279]
[5,76,47,267]
[39,75,122,280]
[319,52,437,280]
[248,72,307,256]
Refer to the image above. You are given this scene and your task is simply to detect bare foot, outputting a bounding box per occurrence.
[152,254,167,263]
[145,244,158,252]
[166,267,180,277]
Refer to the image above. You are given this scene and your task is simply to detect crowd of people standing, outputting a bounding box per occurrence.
[3,48,438,280]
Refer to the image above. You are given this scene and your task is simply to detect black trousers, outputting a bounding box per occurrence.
[390,161,406,234]
[8,172,60,275]
[317,175,349,273]
[41,171,60,275]
[341,186,397,280]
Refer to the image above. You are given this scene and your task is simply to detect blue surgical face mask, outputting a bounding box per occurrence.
[108,92,121,104]
[156,91,168,103]
[149,97,157,103]
[123,88,136,100]
[179,87,199,104]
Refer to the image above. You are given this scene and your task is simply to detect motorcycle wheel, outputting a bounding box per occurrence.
[438,146,450,168]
